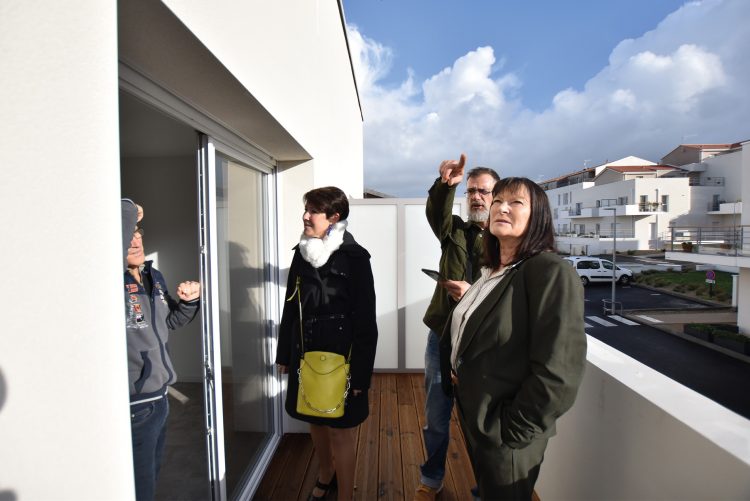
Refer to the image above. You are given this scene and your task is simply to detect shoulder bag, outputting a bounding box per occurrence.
[287,276,351,418]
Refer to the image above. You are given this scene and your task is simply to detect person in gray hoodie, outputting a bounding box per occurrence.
[121,199,200,501]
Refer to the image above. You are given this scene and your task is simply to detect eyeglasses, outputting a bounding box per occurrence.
[465,188,493,197]
[133,227,144,238]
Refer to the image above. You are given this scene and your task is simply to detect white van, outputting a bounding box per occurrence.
[563,256,634,286]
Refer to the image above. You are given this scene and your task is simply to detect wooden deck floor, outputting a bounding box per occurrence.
[254,373,477,501]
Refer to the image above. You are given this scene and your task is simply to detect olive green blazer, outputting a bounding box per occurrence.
[440,251,587,450]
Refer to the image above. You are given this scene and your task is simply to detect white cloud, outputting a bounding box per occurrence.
[348,0,750,197]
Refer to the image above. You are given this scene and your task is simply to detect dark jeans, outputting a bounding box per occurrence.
[131,396,169,501]
[420,330,453,488]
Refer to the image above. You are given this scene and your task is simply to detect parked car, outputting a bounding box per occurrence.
[563,256,634,286]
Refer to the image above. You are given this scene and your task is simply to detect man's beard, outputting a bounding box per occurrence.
[468,208,489,223]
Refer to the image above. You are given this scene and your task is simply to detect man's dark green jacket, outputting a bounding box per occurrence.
[422,178,485,334]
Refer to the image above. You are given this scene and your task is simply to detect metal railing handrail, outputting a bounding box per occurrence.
[668,225,749,257]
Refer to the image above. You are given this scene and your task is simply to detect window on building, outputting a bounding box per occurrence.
[617,196,628,205]
[553,208,558,219]
[661,195,669,212]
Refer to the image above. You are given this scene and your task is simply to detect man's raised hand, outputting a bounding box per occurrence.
[439,153,467,186]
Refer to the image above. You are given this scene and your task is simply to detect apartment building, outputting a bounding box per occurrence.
[663,141,749,335]
[544,143,745,257]
[544,156,685,255]
[540,140,748,334]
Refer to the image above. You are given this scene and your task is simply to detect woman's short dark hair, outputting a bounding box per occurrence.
[303,186,350,221]
[482,177,556,269]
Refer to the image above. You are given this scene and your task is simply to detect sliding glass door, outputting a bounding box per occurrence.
[199,136,279,500]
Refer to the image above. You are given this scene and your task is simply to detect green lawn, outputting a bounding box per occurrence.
[635,269,734,303]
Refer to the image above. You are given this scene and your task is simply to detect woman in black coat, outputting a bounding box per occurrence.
[276,186,378,501]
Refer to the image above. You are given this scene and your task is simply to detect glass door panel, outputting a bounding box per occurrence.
[214,152,275,497]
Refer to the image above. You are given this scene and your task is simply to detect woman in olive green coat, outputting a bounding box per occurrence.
[440,177,587,500]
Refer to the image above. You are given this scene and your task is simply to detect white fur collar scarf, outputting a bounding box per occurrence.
[298,220,348,268]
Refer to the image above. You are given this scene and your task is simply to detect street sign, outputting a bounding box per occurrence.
[705,270,716,296]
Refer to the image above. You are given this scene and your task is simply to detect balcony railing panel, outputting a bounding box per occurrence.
[537,337,750,500]
[556,230,636,239]
[669,225,749,257]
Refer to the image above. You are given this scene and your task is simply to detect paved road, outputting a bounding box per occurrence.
[582,282,750,419]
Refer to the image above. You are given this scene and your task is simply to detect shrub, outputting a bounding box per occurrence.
[627,249,635,256]
[712,330,749,342]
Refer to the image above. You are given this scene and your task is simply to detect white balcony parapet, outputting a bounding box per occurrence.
[538,337,750,499]
[708,201,743,215]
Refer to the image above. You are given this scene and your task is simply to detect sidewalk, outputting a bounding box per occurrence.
[626,309,737,334]
[622,307,749,364]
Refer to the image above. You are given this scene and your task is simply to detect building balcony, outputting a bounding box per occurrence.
[666,225,750,268]
[567,207,596,218]
[707,201,743,215]
[257,344,750,500]
[566,204,665,218]
[621,203,663,216]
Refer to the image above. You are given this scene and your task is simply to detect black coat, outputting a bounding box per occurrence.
[275,231,378,428]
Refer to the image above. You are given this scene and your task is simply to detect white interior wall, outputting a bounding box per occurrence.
[121,156,203,381]
[538,337,750,499]
[0,0,135,498]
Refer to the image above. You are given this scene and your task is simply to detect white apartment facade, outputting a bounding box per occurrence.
[545,145,745,257]
[1,1,362,499]
[663,141,749,335]
[545,157,686,255]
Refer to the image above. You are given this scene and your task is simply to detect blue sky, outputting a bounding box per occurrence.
[342,0,750,197]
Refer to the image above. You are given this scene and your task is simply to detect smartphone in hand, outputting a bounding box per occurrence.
[422,268,446,281]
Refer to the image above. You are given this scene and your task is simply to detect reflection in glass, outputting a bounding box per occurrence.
[215,155,273,496]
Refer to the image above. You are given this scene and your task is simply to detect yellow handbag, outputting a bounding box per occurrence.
[297,351,350,418]
[287,276,352,418]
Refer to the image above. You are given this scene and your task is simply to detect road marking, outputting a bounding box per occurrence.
[636,315,663,324]
[584,322,594,329]
[586,316,617,327]
[609,315,639,326]
[650,293,662,296]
